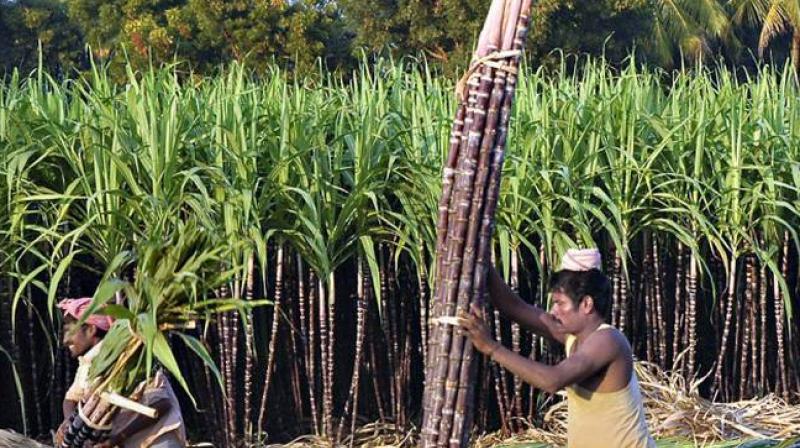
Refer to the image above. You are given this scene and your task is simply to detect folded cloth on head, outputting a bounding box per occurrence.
[57,297,114,331]
[559,248,602,272]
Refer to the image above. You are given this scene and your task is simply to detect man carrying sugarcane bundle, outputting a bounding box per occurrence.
[458,248,655,448]
[56,297,186,448]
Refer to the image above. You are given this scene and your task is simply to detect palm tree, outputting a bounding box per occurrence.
[649,0,733,68]
[728,0,800,74]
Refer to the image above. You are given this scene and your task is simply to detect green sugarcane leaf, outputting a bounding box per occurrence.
[175,333,224,395]
[0,344,27,435]
[10,263,48,334]
[138,312,157,380]
[78,278,128,328]
[358,236,382,309]
[89,320,133,379]
[100,304,136,321]
[152,331,195,406]
[46,250,80,320]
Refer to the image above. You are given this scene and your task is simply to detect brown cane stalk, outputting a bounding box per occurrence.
[776,231,789,401]
[616,252,628,334]
[422,0,508,436]
[714,254,738,399]
[243,254,255,441]
[317,274,332,439]
[653,238,666,366]
[672,242,684,370]
[335,255,368,446]
[308,271,321,435]
[420,250,430,362]
[758,254,768,394]
[26,297,41,435]
[740,255,754,398]
[437,60,508,445]
[257,244,283,436]
[510,253,523,421]
[687,249,698,376]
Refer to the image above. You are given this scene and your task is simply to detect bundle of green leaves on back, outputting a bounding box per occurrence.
[59,218,267,447]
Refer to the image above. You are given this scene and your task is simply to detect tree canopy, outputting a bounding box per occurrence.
[2,0,800,77]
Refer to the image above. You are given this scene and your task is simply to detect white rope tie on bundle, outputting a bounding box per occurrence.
[455,50,522,100]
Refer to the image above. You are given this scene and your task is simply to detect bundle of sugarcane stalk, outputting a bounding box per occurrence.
[420,0,533,446]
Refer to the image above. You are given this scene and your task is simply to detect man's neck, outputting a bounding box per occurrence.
[574,318,605,343]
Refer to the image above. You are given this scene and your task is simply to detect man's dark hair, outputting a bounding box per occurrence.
[548,269,612,318]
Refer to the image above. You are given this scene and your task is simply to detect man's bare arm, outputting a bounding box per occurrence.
[488,330,618,393]
[487,265,565,343]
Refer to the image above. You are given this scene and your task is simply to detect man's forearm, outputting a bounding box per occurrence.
[489,345,562,393]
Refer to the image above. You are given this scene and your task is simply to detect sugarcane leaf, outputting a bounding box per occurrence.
[78,278,128,327]
[174,333,224,395]
[46,250,80,320]
[152,331,195,406]
[10,263,48,333]
[358,236,382,307]
[138,312,157,380]
[0,344,27,435]
[89,320,133,379]
[100,304,136,321]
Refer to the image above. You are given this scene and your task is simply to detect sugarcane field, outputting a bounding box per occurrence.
[2,0,800,447]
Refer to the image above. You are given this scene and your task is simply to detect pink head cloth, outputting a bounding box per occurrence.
[57,297,114,332]
[559,248,602,272]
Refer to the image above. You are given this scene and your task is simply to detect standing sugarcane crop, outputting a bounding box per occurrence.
[420,0,534,445]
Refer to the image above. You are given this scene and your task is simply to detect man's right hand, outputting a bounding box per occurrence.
[54,419,70,445]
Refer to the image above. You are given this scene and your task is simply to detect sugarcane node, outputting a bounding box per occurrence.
[77,401,113,431]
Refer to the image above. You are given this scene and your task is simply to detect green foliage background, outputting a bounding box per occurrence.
[3,0,799,77]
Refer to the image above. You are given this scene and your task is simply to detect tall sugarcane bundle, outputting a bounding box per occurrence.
[56,218,263,447]
[420,0,533,446]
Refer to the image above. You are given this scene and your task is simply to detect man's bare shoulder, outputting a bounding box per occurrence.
[583,326,632,359]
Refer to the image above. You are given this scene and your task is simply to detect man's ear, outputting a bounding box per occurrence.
[581,295,594,315]
[84,324,98,339]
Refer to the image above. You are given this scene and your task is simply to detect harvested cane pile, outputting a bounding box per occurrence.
[420,0,534,446]
[473,362,800,447]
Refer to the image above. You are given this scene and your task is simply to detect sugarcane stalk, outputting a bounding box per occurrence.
[308,270,320,435]
[318,274,332,439]
[672,242,683,370]
[687,249,698,376]
[26,296,41,436]
[616,252,628,334]
[426,45,503,448]
[653,238,666,366]
[420,248,430,362]
[714,254,738,398]
[437,61,507,445]
[776,230,789,401]
[758,253,768,394]
[740,255,754,398]
[423,0,506,430]
[335,255,368,445]
[256,244,283,436]
[325,272,336,438]
[243,254,255,441]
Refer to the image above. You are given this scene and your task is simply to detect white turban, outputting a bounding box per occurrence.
[559,248,602,272]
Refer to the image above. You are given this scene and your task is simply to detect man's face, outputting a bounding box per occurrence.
[62,318,96,358]
[549,290,586,333]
